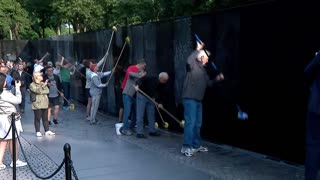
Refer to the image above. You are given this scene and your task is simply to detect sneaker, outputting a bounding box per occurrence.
[120,127,133,136]
[45,130,55,136]
[63,106,69,111]
[181,147,195,157]
[86,116,91,121]
[149,131,161,136]
[193,146,208,152]
[184,148,194,157]
[10,159,27,168]
[0,164,6,170]
[36,132,42,137]
[53,119,58,124]
[48,121,52,125]
[136,134,147,138]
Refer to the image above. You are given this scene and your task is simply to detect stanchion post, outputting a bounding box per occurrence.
[11,113,16,180]
[64,143,72,180]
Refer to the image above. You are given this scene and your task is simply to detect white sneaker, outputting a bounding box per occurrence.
[36,132,42,137]
[192,146,208,153]
[10,159,27,168]
[180,147,194,157]
[0,164,6,170]
[45,130,55,136]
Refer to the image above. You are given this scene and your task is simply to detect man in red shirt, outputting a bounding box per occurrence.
[120,61,146,135]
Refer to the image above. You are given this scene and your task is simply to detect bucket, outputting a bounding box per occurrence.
[115,123,123,135]
[69,104,75,111]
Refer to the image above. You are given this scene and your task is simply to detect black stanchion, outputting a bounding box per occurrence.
[64,143,72,180]
[11,113,16,180]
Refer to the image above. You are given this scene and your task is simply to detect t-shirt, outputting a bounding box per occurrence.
[60,67,71,83]
[48,75,59,98]
[33,64,44,73]
[121,65,138,89]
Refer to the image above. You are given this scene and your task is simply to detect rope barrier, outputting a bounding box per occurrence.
[70,160,79,180]
[15,129,65,179]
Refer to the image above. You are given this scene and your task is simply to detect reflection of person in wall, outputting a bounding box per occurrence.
[304,50,320,180]
[181,41,224,157]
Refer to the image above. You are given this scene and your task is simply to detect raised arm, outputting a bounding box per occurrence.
[305,51,320,78]
[97,52,108,68]
[39,52,49,63]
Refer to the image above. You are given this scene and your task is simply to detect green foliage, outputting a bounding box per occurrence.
[24,0,53,38]
[0,0,263,39]
[0,0,32,39]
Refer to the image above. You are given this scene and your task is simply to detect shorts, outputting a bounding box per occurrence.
[49,97,60,107]
[85,88,91,98]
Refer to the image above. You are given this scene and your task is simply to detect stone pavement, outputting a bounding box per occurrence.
[0,98,306,180]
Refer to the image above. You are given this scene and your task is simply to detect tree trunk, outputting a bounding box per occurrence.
[14,24,20,40]
[57,25,61,36]
[42,27,45,38]
[9,29,13,40]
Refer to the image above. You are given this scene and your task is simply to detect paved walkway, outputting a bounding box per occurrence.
[0,98,306,180]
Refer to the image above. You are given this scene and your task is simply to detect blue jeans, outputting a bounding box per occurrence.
[136,93,156,134]
[183,98,202,149]
[305,112,320,180]
[122,94,136,130]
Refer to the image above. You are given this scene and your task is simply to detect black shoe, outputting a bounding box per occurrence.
[136,134,147,138]
[53,119,58,124]
[48,121,52,125]
[149,131,161,136]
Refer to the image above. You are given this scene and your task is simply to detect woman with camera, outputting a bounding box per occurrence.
[0,73,27,170]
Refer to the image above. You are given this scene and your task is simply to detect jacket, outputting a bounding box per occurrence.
[89,71,111,96]
[305,51,320,114]
[11,70,30,88]
[182,50,210,101]
[29,82,49,110]
[122,71,141,97]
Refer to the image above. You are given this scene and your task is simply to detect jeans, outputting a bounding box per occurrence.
[305,112,320,180]
[122,94,136,130]
[136,93,156,134]
[183,98,202,149]
[62,82,70,107]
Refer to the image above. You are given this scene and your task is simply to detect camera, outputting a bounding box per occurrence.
[11,80,20,86]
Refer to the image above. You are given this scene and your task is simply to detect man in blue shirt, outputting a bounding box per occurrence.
[0,66,13,90]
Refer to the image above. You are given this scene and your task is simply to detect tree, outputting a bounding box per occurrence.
[0,0,32,40]
[24,0,53,38]
[52,0,106,33]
